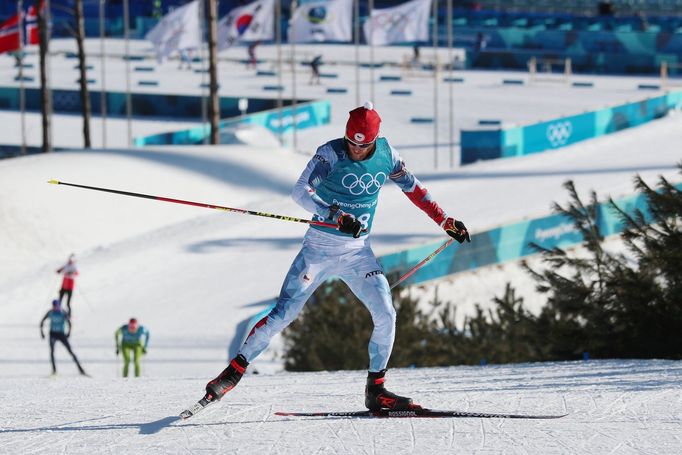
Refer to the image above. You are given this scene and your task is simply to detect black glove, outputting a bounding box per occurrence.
[337,213,363,238]
[442,217,471,244]
[142,347,147,355]
[116,347,120,356]
[40,332,45,340]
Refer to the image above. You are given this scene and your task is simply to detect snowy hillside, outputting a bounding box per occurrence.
[1,38,681,454]
[1,113,680,360]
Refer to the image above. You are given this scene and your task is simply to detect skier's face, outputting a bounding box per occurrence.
[128,322,138,333]
[345,138,375,161]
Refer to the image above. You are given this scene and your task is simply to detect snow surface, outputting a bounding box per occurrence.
[1,39,681,453]
[1,360,680,454]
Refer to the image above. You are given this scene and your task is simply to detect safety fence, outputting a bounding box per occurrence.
[0,86,330,147]
[378,182,682,287]
[460,89,682,165]
[0,86,287,120]
[133,99,331,146]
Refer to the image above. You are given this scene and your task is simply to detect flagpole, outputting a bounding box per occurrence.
[290,0,298,152]
[354,0,359,106]
[200,0,209,145]
[447,0,453,168]
[123,0,132,147]
[276,0,283,145]
[99,0,107,148]
[368,0,374,104]
[44,0,53,152]
[18,0,27,155]
[432,0,439,170]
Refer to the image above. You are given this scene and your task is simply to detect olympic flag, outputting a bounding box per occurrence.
[363,0,432,46]
[288,0,353,43]
[217,0,275,50]
[145,0,201,61]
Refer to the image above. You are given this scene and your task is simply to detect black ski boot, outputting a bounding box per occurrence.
[365,369,415,411]
[205,354,249,402]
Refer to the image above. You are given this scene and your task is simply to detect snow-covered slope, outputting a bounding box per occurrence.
[1,113,680,348]
[0,359,679,454]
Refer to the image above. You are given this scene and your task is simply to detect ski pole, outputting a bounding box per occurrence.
[48,179,337,229]
[390,238,455,290]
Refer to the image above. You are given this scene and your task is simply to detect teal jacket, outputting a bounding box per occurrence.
[115,325,150,349]
[40,309,70,336]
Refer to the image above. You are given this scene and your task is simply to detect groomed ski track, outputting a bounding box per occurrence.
[2,360,680,454]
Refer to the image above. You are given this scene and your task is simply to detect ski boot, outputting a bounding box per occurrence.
[365,369,415,411]
[205,354,248,402]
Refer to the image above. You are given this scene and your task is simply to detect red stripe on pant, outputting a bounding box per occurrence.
[248,316,268,337]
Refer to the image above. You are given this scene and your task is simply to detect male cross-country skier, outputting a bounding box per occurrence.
[40,299,88,376]
[115,318,150,377]
[203,102,470,410]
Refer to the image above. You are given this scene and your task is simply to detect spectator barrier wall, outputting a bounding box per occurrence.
[379,183,682,287]
[132,99,331,146]
[0,86,330,146]
[461,90,682,164]
[0,87,287,119]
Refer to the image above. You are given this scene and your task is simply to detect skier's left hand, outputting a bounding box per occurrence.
[442,217,470,244]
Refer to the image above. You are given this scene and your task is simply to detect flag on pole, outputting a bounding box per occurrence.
[25,3,40,45]
[288,0,353,43]
[217,0,275,50]
[0,14,21,54]
[0,2,42,54]
[145,0,201,61]
[363,0,431,46]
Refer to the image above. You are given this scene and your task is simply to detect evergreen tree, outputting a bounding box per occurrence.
[526,165,682,359]
[523,181,623,359]
[606,169,682,358]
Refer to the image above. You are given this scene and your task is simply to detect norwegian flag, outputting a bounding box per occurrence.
[0,14,21,54]
[25,4,40,45]
[0,2,42,54]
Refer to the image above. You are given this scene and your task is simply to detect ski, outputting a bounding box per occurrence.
[275,408,567,419]
[179,396,215,420]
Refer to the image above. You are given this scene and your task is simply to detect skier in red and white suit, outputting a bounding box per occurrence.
[56,254,79,316]
[204,102,470,410]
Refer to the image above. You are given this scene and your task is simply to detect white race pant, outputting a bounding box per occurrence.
[239,229,395,371]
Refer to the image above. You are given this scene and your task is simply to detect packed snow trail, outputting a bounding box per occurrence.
[1,360,680,454]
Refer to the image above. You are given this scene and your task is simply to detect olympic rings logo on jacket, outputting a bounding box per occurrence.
[341,172,387,195]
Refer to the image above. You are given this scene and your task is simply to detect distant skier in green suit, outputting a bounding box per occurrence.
[115,318,150,378]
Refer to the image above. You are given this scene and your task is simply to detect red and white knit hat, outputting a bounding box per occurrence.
[345,101,381,144]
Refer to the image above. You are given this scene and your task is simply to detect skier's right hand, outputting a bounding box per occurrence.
[337,213,363,238]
